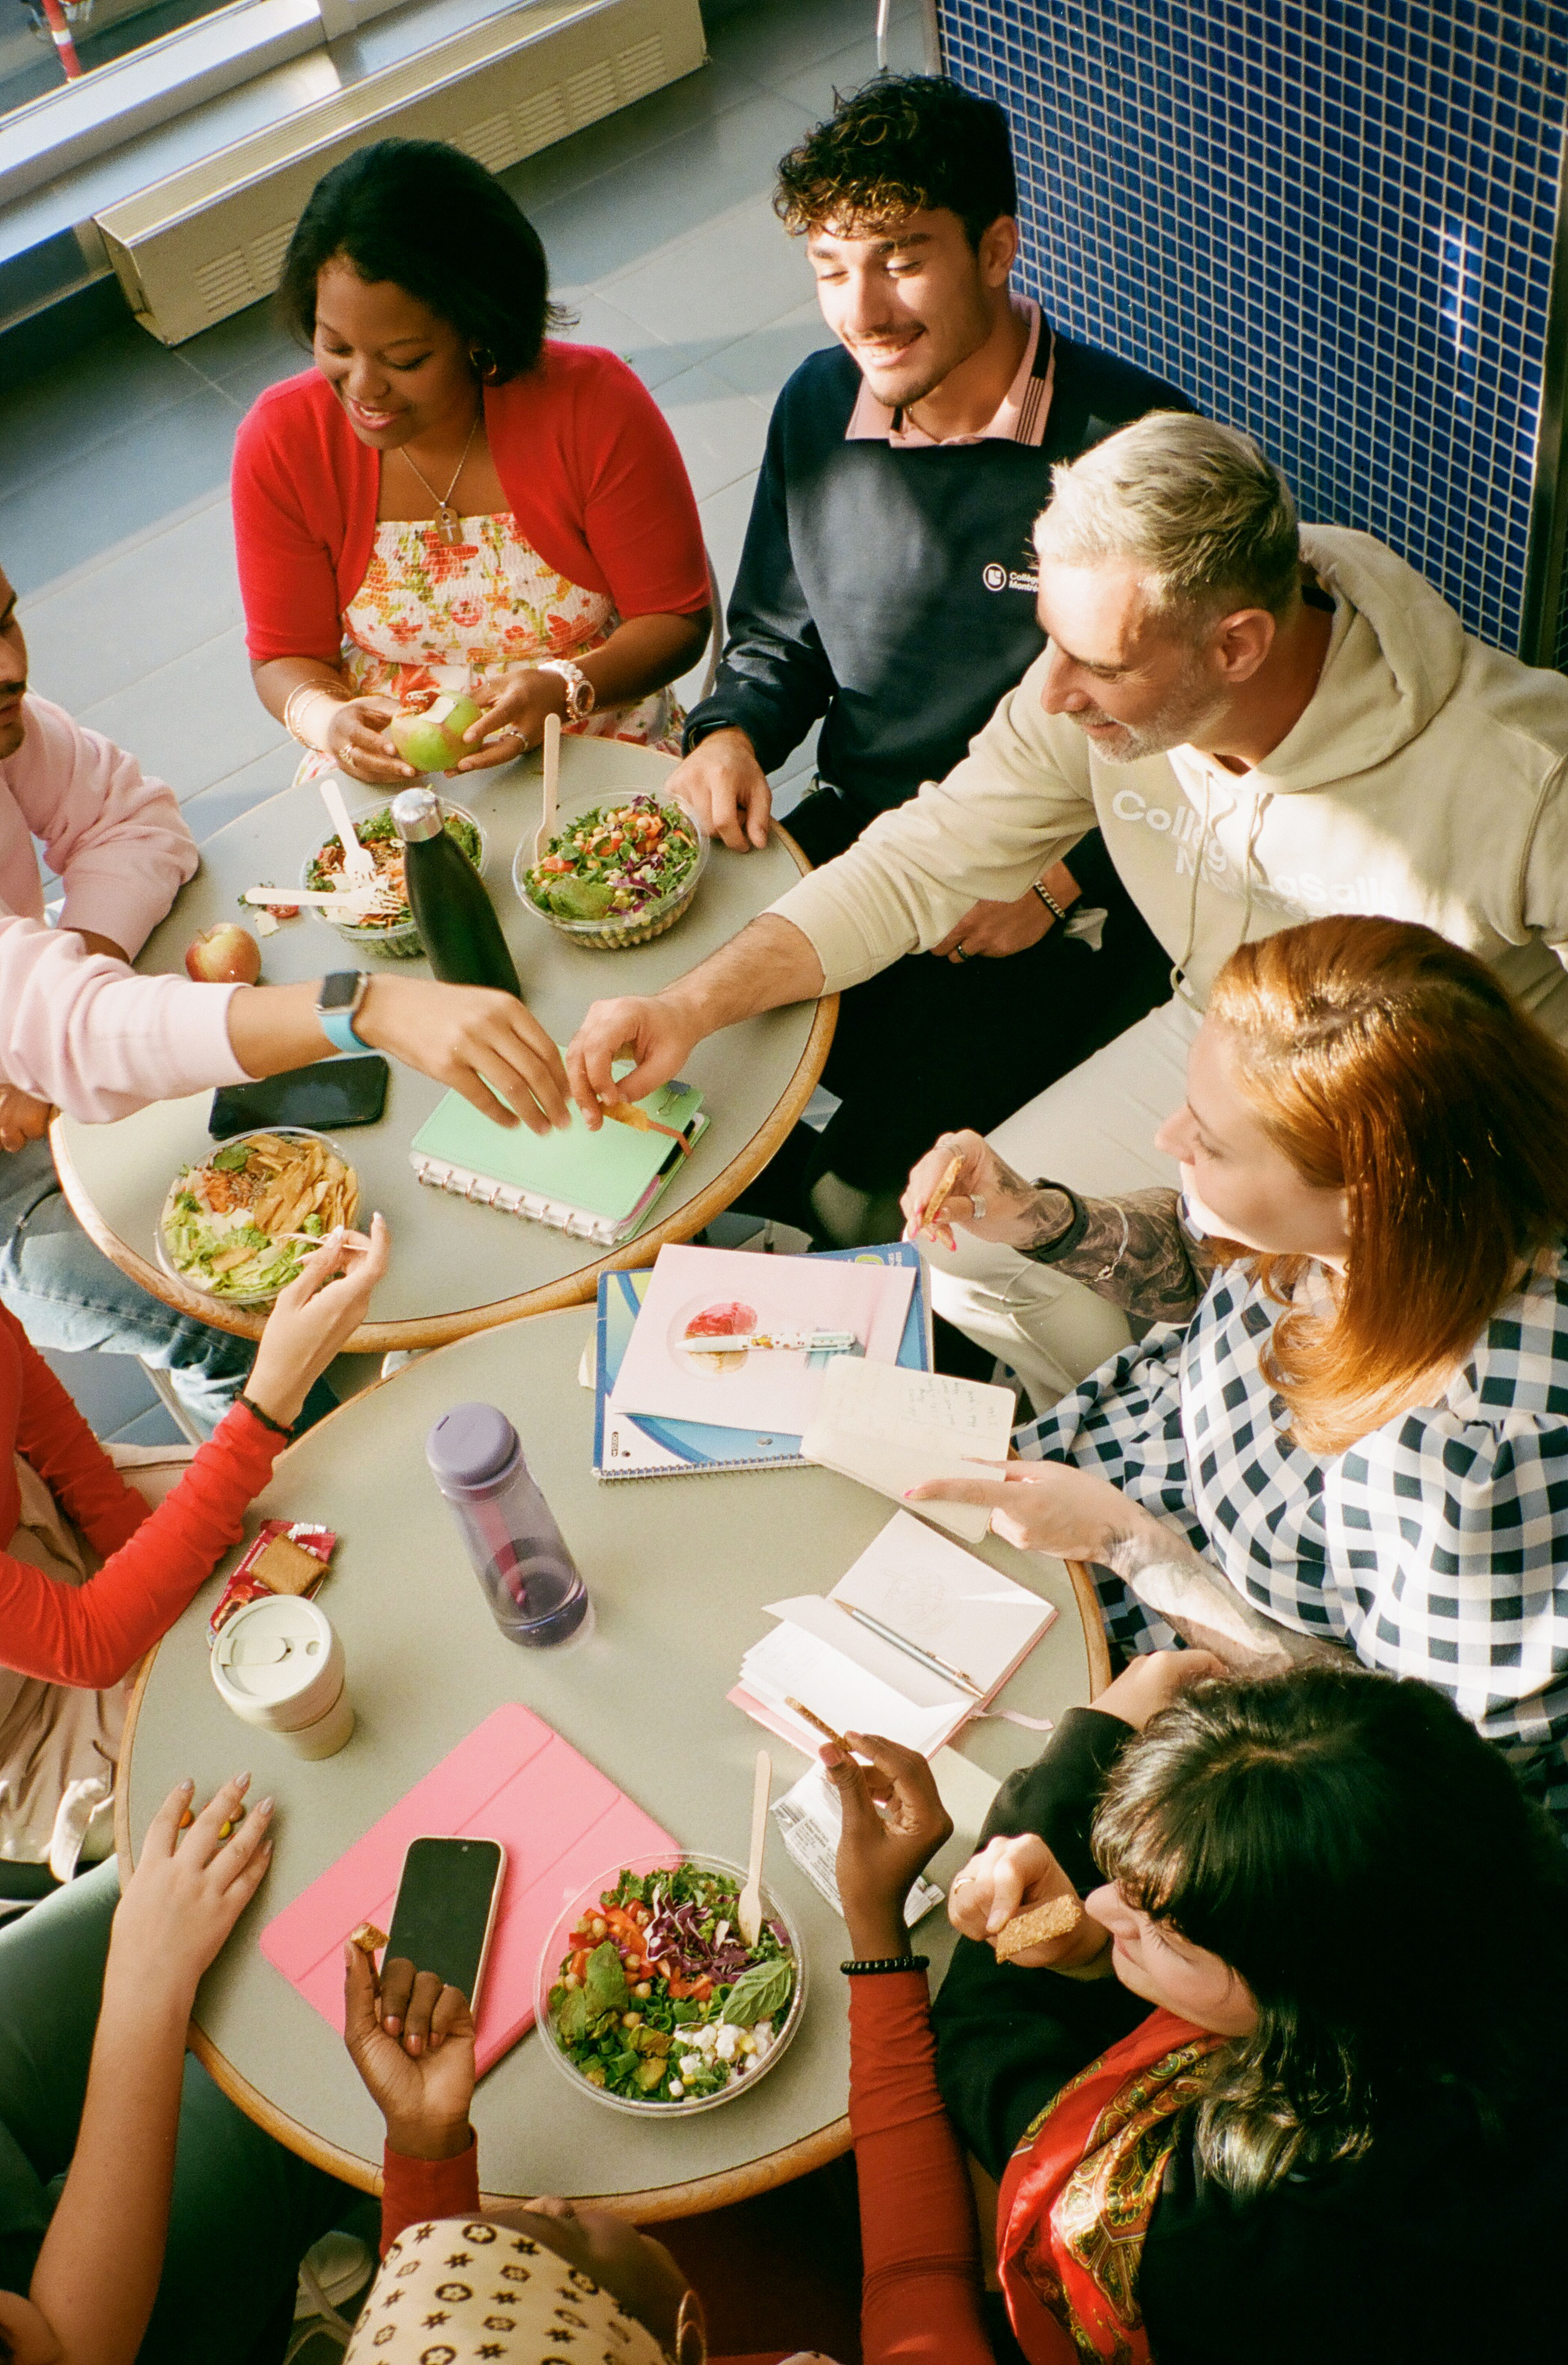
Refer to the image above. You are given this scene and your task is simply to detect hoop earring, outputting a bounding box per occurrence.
[469,346,499,382]
[673,2289,707,2365]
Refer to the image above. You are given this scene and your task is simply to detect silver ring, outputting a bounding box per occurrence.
[970,1194,987,1220]
[953,1873,976,1889]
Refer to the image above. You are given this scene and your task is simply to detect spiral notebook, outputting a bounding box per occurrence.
[592,1243,931,1478]
[408,1068,707,1247]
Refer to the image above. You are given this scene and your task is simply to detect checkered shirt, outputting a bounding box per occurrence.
[1015,1249,1568,1827]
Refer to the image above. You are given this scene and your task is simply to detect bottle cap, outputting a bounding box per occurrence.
[391,787,443,843]
[426,1401,521,1492]
[211,1594,344,1729]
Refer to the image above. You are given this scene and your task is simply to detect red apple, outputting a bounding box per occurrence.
[185,923,262,984]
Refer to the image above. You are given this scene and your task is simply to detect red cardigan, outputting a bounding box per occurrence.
[232,347,711,666]
[0,1307,285,1689]
[380,1969,992,2365]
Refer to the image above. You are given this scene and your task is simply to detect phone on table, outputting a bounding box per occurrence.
[383,1836,507,2012]
[209,1053,389,1140]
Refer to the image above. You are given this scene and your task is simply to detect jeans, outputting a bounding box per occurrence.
[0,1138,258,1436]
[0,1860,376,2363]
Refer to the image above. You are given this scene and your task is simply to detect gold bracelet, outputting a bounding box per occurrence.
[282,683,346,749]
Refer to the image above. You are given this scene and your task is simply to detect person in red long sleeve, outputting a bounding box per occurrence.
[336,1732,996,2365]
[0,1215,388,1874]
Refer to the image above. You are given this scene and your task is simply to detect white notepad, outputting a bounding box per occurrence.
[800,1358,1017,1542]
[730,1510,1056,1760]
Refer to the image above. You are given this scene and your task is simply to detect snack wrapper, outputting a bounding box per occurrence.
[209,1519,336,1638]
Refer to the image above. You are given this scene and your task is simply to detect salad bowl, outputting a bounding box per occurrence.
[156,1127,358,1306]
[514,793,707,949]
[301,797,486,958]
[535,1851,806,2117]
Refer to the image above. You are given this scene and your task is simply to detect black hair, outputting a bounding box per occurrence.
[276,138,569,381]
[1092,1668,1568,2200]
[775,72,1017,251]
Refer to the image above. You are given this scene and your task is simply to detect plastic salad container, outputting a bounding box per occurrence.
[535,1851,806,2117]
[513,793,707,949]
[156,1128,358,1306]
[301,797,486,959]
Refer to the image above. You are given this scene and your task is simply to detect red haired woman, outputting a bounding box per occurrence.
[904,914,1568,1824]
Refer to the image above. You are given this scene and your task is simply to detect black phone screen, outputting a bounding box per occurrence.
[209,1054,389,1139]
[384,1837,505,2004]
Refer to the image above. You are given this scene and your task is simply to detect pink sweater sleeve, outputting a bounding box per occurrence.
[0,913,246,1119]
[2,696,198,957]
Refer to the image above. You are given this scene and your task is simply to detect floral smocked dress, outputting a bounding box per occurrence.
[296,512,684,781]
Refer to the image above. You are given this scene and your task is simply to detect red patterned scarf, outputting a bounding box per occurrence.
[996,2007,1225,2363]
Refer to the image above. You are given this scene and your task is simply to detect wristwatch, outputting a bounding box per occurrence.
[536,658,596,722]
[316,971,371,1054]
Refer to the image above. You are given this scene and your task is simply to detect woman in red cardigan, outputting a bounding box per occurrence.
[0,1217,387,1874]
[233,140,712,788]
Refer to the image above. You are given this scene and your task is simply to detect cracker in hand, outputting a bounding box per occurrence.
[349,1921,388,1957]
[993,1893,1082,1961]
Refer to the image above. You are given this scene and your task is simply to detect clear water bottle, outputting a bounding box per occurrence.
[425,1402,588,1647]
[391,786,523,996]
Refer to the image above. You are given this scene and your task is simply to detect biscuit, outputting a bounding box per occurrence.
[994,1894,1082,1960]
[252,1534,326,1597]
[349,1922,388,1956]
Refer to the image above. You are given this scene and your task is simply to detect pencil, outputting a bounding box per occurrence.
[922,1151,964,1229]
[785,1696,854,1755]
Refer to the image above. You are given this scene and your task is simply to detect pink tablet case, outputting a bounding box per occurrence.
[260,1703,677,2076]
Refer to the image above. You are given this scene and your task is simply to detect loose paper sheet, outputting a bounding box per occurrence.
[607,1244,914,1433]
[800,1359,1016,1541]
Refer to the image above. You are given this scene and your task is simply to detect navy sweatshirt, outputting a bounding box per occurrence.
[686,323,1192,815]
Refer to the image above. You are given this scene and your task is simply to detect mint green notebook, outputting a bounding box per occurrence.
[408,1073,707,1247]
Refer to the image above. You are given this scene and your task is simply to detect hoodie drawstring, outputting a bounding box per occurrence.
[1171,773,1215,1007]
[1240,788,1271,946]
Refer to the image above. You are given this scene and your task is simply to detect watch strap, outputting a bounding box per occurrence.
[316,972,370,1054]
[318,1007,369,1054]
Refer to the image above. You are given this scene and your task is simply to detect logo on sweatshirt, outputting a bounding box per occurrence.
[982,561,1039,593]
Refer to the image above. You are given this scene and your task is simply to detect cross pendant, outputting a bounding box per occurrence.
[436,504,462,546]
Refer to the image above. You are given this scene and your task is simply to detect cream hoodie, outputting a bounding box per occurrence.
[770,526,1568,1038]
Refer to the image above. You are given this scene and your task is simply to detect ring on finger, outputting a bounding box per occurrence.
[953,945,973,962]
[970,1194,987,1220]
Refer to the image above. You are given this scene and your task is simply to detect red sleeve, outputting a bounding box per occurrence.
[380,2136,481,2255]
[493,347,710,621]
[0,1399,284,1689]
[6,1307,147,1559]
[849,1970,994,2365]
[232,377,359,667]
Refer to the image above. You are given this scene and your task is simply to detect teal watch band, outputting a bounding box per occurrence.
[316,971,370,1054]
[318,1007,368,1055]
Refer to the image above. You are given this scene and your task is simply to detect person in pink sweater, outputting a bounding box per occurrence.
[0,559,588,1430]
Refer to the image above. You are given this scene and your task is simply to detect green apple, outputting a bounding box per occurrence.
[388,691,483,773]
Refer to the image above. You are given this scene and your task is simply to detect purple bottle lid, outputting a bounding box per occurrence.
[426,1402,519,1493]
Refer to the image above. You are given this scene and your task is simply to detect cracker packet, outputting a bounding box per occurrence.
[209,1519,337,1638]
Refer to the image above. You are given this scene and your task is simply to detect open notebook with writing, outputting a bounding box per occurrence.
[409,1062,706,1247]
[730,1508,1056,1759]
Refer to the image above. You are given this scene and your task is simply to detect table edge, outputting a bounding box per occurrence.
[1066,1559,1114,1697]
[51,821,835,1350]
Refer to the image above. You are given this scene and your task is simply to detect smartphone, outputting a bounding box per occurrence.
[209,1053,389,1139]
[383,1836,506,2011]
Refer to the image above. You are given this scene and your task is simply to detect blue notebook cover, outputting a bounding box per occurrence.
[593,1243,931,1478]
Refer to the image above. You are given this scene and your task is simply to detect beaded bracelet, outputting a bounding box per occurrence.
[840,1955,929,1976]
[237,1393,295,1439]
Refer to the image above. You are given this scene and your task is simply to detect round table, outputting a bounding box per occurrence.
[53,735,832,1352]
[116,1307,1104,2220]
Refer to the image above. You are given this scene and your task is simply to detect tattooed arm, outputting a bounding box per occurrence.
[901,1132,1216,1325]
[906,1463,1351,1678]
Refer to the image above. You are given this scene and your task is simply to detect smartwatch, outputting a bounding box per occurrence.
[316,971,371,1054]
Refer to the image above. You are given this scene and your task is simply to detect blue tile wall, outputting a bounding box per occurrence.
[936,2,1568,659]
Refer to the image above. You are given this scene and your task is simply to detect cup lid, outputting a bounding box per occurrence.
[426,1401,519,1490]
[212,1594,336,1705]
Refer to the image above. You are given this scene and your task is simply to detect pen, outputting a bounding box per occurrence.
[675,1330,859,1355]
[834,1598,983,1697]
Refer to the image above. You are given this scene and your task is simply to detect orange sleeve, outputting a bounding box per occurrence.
[0,1397,283,1689]
[849,1970,994,2364]
[6,1305,148,1559]
[379,2136,481,2254]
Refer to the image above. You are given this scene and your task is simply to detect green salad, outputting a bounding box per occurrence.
[306,804,482,932]
[521,796,701,924]
[160,1133,357,1301]
[547,1863,795,2105]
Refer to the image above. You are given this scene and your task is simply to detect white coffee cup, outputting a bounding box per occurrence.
[211,1594,354,1759]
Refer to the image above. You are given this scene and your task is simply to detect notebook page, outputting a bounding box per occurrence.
[829,1510,1054,1697]
[737,1619,964,1758]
